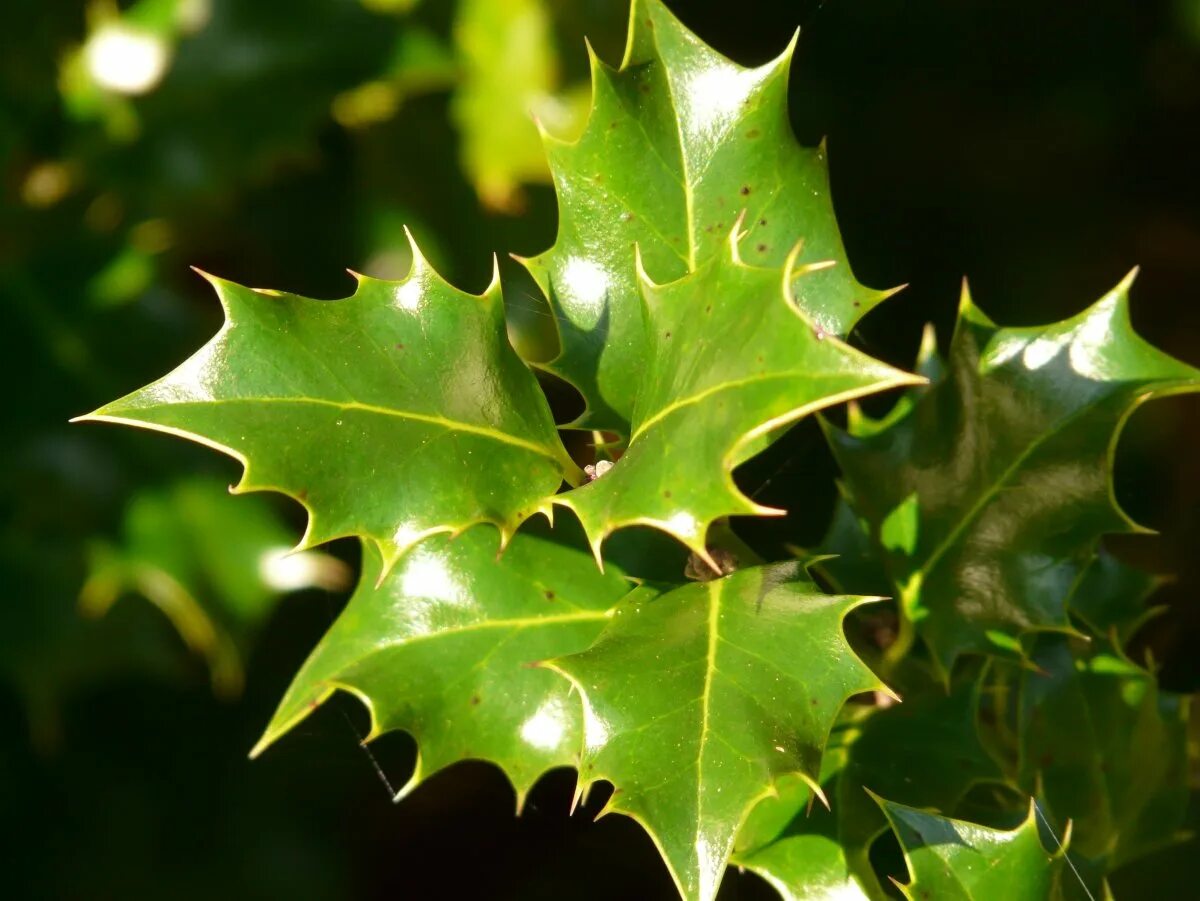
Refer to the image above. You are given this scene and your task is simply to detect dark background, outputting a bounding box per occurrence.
[2,1,1198,898]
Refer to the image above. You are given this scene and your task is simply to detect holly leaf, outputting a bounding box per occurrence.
[76,238,579,571]
[733,736,875,901]
[519,0,895,431]
[825,275,1200,673]
[1019,635,1190,870]
[81,477,347,696]
[251,519,632,806]
[1069,551,1163,642]
[451,0,588,212]
[737,669,1006,899]
[555,239,919,565]
[878,796,1065,900]
[544,563,889,901]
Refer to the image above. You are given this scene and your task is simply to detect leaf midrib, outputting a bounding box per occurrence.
[694,579,723,847]
[118,395,564,461]
[373,608,612,654]
[630,370,879,443]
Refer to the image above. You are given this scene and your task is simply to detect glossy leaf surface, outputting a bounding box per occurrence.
[547,564,888,901]
[880,797,1064,900]
[1019,636,1190,869]
[739,671,1004,899]
[253,520,632,805]
[78,243,577,571]
[825,277,1200,671]
[556,241,918,564]
[735,763,873,901]
[520,0,892,431]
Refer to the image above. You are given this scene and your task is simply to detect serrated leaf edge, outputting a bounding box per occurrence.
[74,230,578,578]
[541,590,894,901]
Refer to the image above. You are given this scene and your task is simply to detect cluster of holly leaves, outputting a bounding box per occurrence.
[3,0,612,738]
[78,2,1199,898]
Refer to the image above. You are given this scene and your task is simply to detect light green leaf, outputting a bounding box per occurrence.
[545,564,889,901]
[1019,635,1190,870]
[734,739,875,901]
[252,519,632,806]
[825,275,1200,672]
[878,796,1065,900]
[520,0,895,431]
[738,670,1006,899]
[77,237,579,572]
[555,240,919,564]
[81,477,346,696]
[451,0,587,212]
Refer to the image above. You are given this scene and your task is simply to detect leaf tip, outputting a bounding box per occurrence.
[188,264,220,286]
[401,225,429,275]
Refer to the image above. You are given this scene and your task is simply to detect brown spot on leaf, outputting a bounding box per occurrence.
[544,590,556,601]
[664,331,671,339]
[664,490,672,499]
[757,243,768,253]
[740,185,751,196]
[471,695,481,706]
[759,218,767,226]
[746,128,761,139]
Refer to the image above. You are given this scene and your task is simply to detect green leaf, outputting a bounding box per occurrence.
[825,275,1200,672]
[77,238,579,571]
[733,735,876,901]
[451,0,588,212]
[1069,551,1162,642]
[81,477,347,696]
[545,564,889,901]
[520,0,895,431]
[737,669,1006,899]
[555,240,919,565]
[1019,636,1190,870]
[878,796,1065,900]
[252,519,632,806]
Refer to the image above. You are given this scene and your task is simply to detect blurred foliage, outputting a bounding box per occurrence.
[2,0,1200,898]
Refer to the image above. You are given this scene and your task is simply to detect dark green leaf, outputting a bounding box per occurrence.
[1019,636,1190,870]
[1068,551,1162,642]
[825,277,1200,672]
